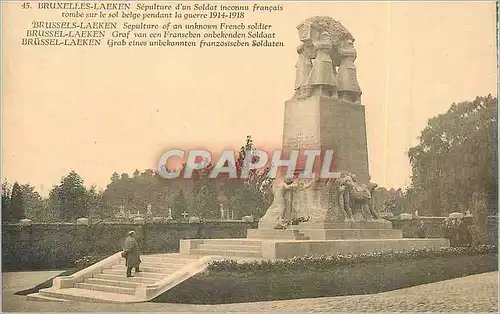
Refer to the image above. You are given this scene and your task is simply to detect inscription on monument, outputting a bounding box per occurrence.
[284,133,318,149]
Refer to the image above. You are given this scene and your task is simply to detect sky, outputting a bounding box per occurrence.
[2,1,498,196]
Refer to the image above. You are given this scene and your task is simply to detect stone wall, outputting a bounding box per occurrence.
[3,217,497,271]
[1,221,257,271]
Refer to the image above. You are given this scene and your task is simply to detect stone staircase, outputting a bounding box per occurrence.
[27,253,220,303]
[190,239,264,258]
[180,229,314,259]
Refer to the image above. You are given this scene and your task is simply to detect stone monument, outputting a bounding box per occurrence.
[286,16,369,181]
[180,16,449,259]
[257,16,386,237]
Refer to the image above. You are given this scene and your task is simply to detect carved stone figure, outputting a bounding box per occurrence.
[293,16,361,101]
[337,172,376,221]
[337,38,362,103]
[366,176,379,219]
[298,173,321,219]
[259,180,286,227]
[219,204,225,220]
[305,31,337,97]
[336,173,354,221]
[294,42,316,99]
[345,182,372,220]
[281,178,299,221]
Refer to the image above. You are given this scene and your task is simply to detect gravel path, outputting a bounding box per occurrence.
[2,271,498,312]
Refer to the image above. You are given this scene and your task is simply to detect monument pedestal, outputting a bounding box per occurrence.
[298,219,402,240]
[282,96,370,183]
[247,228,309,240]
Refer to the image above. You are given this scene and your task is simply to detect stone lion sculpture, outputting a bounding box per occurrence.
[336,172,378,221]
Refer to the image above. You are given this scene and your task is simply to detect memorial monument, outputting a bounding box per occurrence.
[180,16,449,259]
[257,16,385,237]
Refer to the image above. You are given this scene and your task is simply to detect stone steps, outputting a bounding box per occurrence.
[246,228,310,240]
[139,257,194,265]
[141,254,199,262]
[26,292,69,302]
[111,264,177,274]
[27,253,216,303]
[38,288,140,303]
[248,235,310,240]
[75,282,136,295]
[93,273,157,284]
[190,248,262,258]
[200,239,263,246]
[118,261,188,269]
[102,268,165,279]
[197,244,261,252]
[84,278,143,289]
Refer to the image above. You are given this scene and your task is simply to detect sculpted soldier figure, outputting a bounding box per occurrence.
[282,177,299,221]
[294,42,316,98]
[292,16,362,101]
[305,31,337,97]
[336,37,362,103]
[273,177,299,229]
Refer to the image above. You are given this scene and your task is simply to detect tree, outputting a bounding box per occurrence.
[192,180,218,219]
[9,183,25,222]
[223,135,274,218]
[87,186,108,222]
[110,172,120,183]
[50,171,88,221]
[172,189,188,219]
[20,183,48,222]
[2,180,11,222]
[383,192,404,216]
[407,95,497,216]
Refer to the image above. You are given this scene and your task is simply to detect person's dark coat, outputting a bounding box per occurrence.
[123,235,141,268]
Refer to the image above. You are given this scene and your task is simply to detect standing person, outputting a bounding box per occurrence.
[123,230,141,277]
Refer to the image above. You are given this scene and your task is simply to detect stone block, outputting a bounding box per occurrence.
[300,220,393,230]
[282,96,369,183]
[133,217,145,225]
[247,228,309,240]
[179,239,203,254]
[189,217,201,223]
[449,212,465,219]
[152,217,167,223]
[300,228,403,240]
[241,215,254,222]
[19,219,32,226]
[265,238,451,259]
[399,213,413,220]
[76,218,89,225]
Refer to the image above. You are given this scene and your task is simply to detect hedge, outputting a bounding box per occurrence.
[155,246,498,304]
[207,245,497,274]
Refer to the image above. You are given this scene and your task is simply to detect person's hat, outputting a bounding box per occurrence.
[128,230,135,235]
